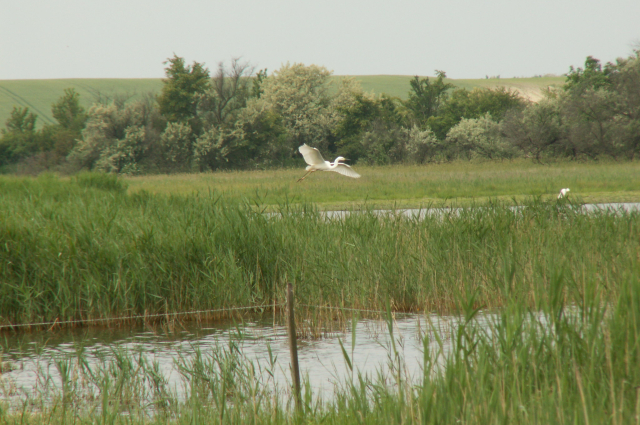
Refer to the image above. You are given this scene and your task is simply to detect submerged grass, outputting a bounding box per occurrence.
[1,173,638,328]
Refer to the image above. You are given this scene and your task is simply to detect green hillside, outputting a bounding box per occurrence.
[0,79,163,128]
[0,75,564,128]
[354,75,564,101]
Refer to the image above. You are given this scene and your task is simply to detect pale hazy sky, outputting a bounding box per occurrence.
[1,0,638,80]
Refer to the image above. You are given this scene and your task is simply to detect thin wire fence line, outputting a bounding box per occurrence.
[0,304,286,331]
[0,304,405,331]
[297,304,391,315]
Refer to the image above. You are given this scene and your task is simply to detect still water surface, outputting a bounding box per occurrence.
[1,312,476,403]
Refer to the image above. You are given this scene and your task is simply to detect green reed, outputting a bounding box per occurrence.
[1,173,638,327]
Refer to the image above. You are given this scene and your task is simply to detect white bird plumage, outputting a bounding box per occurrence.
[297,144,361,182]
[558,188,570,199]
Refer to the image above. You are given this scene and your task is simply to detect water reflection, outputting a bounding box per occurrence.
[1,313,466,404]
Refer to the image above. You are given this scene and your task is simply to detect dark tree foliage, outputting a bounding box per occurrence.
[444,87,526,121]
[405,71,454,128]
[558,54,640,159]
[501,100,564,161]
[252,69,268,99]
[609,52,640,158]
[45,88,88,157]
[238,109,288,167]
[198,59,254,128]
[564,56,613,93]
[157,55,210,126]
[3,106,37,134]
[334,94,402,162]
[430,87,527,140]
[52,88,86,132]
[500,52,640,160]
[0,107,41,167]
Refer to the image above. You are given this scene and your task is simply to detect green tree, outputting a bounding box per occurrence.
[44,88,88,158]
[192,126,246,171]
[52,88,86,132]
[560,88,620,158]
[3,106,37,133]
[0,107,41,167]
[156,122,194,172]
[558,55,637,158]
[235,108,288,168]
[501,98,564,161]
[251,68,268,99]
[405,71,454,129]
[405,126,441,163]
[609,51,640,158]
[198,59,254,128]
[564,56,612,94]
[443,87,526,121]
[446,114,513,160]
[157,55,210,126]
[333,93,402,162]
[68,99,159,173]
[427,86,527,141]
[257,63,334,152]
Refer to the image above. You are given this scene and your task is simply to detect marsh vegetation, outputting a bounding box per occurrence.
[1,171,639,423]
[1,172,638,324]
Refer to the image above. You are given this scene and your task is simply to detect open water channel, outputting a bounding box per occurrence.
[0,311,499,407]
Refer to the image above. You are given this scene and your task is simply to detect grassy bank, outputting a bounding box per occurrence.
[123,159,640,209]
[1,173,638,327]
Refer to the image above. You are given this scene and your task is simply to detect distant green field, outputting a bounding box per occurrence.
[0,75,565,129]
[0,78,163,128]
[354,75,564,101]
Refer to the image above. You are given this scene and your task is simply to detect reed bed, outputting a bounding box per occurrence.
[1,173,638,329]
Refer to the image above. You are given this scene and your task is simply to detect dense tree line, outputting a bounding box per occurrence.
[1,50,638,175]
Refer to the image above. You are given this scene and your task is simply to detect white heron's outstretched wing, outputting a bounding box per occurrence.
[298,144,325,166]
[333,164,361,178]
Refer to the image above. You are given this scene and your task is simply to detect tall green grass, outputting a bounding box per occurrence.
[1,173,638,327]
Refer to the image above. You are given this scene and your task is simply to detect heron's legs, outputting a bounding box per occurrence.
[297,170,315,182]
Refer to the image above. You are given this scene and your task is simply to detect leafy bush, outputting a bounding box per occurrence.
[446,114,514,159]
[68,100,159,174]
[157,122,194,172]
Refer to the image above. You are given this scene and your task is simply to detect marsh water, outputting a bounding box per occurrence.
[0,311,491,405]
[322,202,640,219]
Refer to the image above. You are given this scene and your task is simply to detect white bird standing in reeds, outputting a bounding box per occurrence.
[297,144,361,182]
[558,188,570,199]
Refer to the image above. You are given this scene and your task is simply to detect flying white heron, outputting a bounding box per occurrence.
[558,188,570,199]
[297,144,361,182]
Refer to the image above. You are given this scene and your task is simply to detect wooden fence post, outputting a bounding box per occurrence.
[287,282,302,412]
